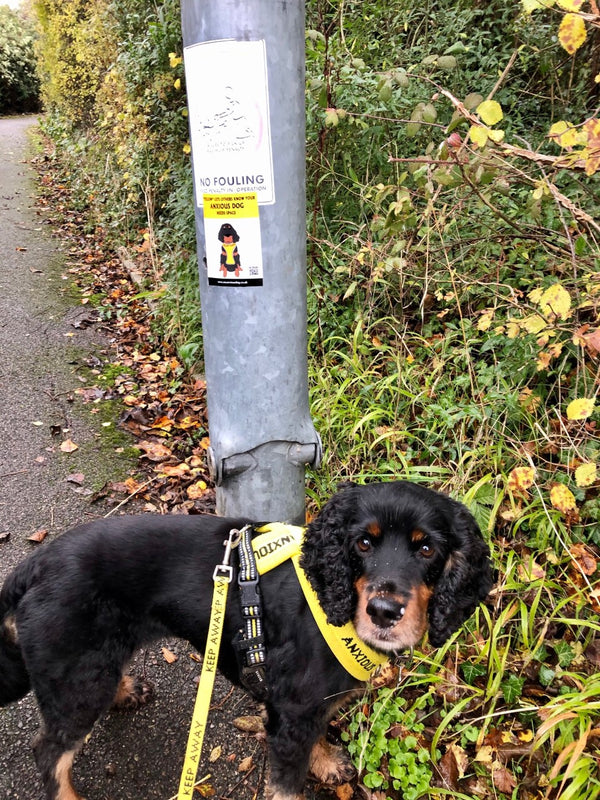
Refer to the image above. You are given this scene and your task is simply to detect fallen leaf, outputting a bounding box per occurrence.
[492,763,517,794]
[569,543,598,576]
[209,745,222,762]
[233,716,265,733]
[507,466,536,493]
[66,472,85,485]
[575,462,597,487]
[237,756,254,773]
[28,529,49,543]
[187,480,208,499]
[137,440,172,462]
[550,484,577,513]
[161,647,178,664]
[60,439,79,453]
[566,397,596,420]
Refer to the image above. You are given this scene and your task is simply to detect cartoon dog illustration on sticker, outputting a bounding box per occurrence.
[218,222,242,278]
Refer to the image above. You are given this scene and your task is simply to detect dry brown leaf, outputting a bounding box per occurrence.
[137,440,172,462]
[492,763,517,794]
[60,439,79,453]
[569,543,598,576]
[237,756,254,773]
[208,745,222,762]
[28,529,49,543]
[233,715,265,734]
[161,647,178,664]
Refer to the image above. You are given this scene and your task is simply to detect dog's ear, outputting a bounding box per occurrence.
[428,502,493,648]
[299,483,358,626]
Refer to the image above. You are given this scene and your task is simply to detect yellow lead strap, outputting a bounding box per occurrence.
[177,530,238,800]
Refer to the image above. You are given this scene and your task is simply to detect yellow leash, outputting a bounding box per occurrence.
[176,523,390,798]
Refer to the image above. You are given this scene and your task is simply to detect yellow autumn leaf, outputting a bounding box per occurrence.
[183,143,191,154]
[173,78,181,90]
[528,287,544,304]
[477,310,494,331]
[508,466,536,493]
[567,397,596,420]
[477,99,503,126]
[558,13,587,55]
[550,484,577,513]
[548,120,580,148]
[469,125,489,148]
[521,314,547,335]
[575,462,597,487]
[522,0,555,10]
[536,351,552,371]
[583,118,600,176]
[487,128,505,143]
[539,283,572,320]
[557,0,583,10]
[506,321,520,339]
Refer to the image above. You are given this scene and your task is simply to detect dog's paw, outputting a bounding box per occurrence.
[112,675,155,710]
[308,738,356,785]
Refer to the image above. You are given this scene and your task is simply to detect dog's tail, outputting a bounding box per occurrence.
[0,564,32,705]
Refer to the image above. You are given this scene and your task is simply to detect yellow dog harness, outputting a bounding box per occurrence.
[176,523,389,799]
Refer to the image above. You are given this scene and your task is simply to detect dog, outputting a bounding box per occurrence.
[0,481,493,800]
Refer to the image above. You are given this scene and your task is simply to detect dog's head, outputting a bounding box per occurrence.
[300,481,493,652]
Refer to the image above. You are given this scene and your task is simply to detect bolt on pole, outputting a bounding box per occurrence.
[181,1,321,524]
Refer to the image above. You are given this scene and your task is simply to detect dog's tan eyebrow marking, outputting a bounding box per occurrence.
[366,521,382,537]
[411,529,426,543]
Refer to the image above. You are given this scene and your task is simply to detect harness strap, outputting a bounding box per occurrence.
[234,526,267,697]
[254,524,389,681]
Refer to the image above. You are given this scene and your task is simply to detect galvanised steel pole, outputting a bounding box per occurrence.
[181,1,320,523]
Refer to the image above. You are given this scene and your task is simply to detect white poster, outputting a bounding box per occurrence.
[184,39,275,206]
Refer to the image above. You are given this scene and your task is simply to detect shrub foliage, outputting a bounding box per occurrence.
[0,5,40,114]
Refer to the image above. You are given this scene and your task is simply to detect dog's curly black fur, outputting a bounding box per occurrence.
[0,481,493,800]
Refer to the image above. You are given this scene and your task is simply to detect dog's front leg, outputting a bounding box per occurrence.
[264,707,321,800]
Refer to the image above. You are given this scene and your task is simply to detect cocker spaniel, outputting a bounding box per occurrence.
[0,480,493,800]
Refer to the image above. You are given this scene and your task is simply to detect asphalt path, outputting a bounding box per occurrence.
[0,116,327,800]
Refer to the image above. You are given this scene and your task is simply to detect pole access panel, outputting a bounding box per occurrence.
[181,1,320,523]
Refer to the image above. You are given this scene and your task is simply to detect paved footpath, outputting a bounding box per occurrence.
[0,115,320,800]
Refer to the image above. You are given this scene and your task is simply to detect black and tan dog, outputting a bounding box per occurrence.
[0,481,493,800]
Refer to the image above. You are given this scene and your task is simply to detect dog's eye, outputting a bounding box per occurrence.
[419,543,434,558]
[357,536,372,553]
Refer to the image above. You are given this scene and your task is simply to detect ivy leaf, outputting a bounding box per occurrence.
[476,100,503,126]
[566,397,596,420]
[558,13,587,55]
[502,674,525,703]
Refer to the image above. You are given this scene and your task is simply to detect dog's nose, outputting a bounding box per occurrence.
[366,596,406,628]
